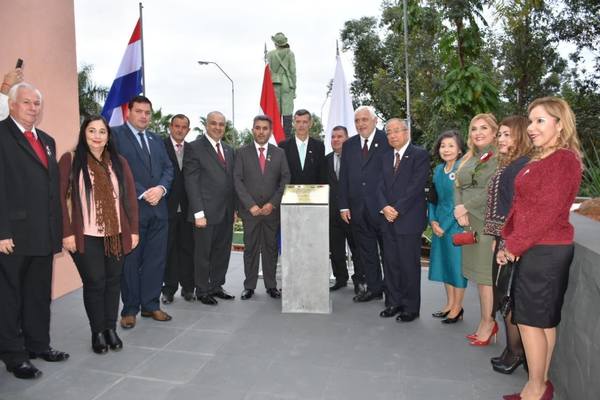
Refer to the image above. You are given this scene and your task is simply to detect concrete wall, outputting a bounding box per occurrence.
[0,0,82,297]
[551,213,600,400]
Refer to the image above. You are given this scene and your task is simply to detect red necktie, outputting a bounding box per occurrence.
[362,138,369,158]
[216,142,226,166]
[259,147,266,174]
[24,131,48,168]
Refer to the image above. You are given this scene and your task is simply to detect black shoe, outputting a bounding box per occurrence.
[353,282,367,295]
[491,348,509,365]
[492,353,526,374]
[181,291,195,302]
[329,281,348,291]
[266,288,281,299]
[241,289,254,300]
[92,332,109,354]
[104,329,123,351]
[380,306,402,318]
[198,294,218,305]
[432,309,451,318]
[441,308,464,324]
[213,289,235,300]
[161,293,174,304]
[396,311,419,322]
[353,290,383,303]
[6,360,42,379]
[29,347,70,362]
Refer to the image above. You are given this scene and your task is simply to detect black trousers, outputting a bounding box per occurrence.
[0,253,53,365]
[382,232,422,311]
[329,214,362,284]
[162,212,195,296]
[71,236,124,333]
[350,209,384,293]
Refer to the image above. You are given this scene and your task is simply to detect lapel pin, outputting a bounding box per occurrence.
[374,143,378,148]
[45,145,52,156]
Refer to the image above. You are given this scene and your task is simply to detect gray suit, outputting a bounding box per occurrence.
[234,143,290,289]
[183,135,235,296]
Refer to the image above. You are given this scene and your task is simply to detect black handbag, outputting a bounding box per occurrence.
[496,261,516,318]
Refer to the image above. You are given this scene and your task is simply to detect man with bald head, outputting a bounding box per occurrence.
[184,111,236,305]
[0,83,69,379]
[339,106,391,301]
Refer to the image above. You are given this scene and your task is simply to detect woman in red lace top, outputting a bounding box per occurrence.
[498,97,582,400]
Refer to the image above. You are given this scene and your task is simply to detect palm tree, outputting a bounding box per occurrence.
[78,64,108,122]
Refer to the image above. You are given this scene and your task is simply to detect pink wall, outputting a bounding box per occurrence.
[1,0,82,298]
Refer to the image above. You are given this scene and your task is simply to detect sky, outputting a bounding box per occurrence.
[74,0,384,138]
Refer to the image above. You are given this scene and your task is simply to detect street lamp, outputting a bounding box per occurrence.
[198,60,235,128]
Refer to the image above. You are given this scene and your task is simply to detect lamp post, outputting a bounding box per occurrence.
[198,61,235,128]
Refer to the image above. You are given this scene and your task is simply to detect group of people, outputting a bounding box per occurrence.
[0,66,582,400]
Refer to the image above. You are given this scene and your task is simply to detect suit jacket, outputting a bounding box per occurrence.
[376,143,430,235]
[233,143,291,220]
[183,135,235,225]
[111,124,173,220]
[338,129,391,222]
[326,151,343,220]
[0,117,62,255]
[163,137,189,220]
[279,136,327,184]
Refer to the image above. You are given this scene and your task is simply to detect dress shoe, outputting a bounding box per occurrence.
[92,332,108,354]
[432,309,451,318]
[141,309,173,321]
[29,347,70,362]
[469,321,499,346]
[120,315,136,329]
[396,311,419,322]
[266,288,281,299]
[241,289,254,300]
[492,353,526,374]
[354,282,367,295]
[161,293,174,304]
[441,308,464,324]
[353,290,383,303]
[213,289,235,300]
[329,281,348,291]
[380,306,402,318]
[6,360,42,379]
[198,294,218,305]
[181,290,195,301]
[104,329,123,351]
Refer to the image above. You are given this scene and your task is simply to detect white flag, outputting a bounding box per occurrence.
[324,56,357,154]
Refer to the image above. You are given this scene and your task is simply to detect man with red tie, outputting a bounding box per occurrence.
[0,83,69,380]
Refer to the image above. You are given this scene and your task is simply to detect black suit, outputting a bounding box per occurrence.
[327,151,362,284]
[279,136,327,184]
[162,138,194,297]
[0,117,62,365]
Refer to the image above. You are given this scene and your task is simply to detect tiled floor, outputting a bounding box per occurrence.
[0,252,526,399]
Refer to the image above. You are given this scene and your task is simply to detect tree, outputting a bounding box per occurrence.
[195,116,245,148]
[78,64,108,122]
[148,108,173,138]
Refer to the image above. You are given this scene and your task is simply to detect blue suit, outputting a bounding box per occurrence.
[376,144,429,311]
[338,129,391,293]
[112,124,173,315]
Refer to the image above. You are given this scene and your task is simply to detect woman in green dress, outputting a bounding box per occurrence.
[454,113,498,346]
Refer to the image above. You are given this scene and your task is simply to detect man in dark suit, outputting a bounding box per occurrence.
[183,111,236,306]
[377,118,429,322]
[0,83,69,380]
[234,115,291,300]
[161,114,195,304]
[278,109,327,184]
[112,95,174,328]
[339,106,391,302]
[327,126,362,292]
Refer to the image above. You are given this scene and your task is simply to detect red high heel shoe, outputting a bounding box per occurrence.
[502,394,520,400]
[503,381,553,400]
[469,321,498,346]
[465,332,478,340]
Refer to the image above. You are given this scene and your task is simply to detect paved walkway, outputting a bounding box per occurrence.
[0,252,526,400]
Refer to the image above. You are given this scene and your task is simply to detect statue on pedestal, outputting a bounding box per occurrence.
[267,32,296,138]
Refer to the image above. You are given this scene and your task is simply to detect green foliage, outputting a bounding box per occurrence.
[148,108,173,138]
[581,144,600,198]
[194,116,247,149]
[78,64,108,122]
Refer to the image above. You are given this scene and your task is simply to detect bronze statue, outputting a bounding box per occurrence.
[266,32,296,138]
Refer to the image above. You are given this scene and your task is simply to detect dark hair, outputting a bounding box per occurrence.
[432,130,464,161]
[170,114,190,126]
[70,115,131,222]
[497,115,532,167]
[253,114,272,129]
[128,95,152,110]
[332,125,348,136]
[293,109,311,120]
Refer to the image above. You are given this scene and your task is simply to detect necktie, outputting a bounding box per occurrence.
[362,138,369,158]
[138,132,151,168]
[334,153,340,179]
[24,131,48,168]
[299,141,307,170]
[393,152,401,174]
[259,147,266,174]
[175,143,183,169]
[216,142,226,167]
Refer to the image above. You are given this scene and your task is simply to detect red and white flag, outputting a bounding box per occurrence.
[259,65,285,144]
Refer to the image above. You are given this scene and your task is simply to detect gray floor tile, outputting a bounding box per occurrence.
[190,354,271,392]
[168,383,246,400]
[78,346,156,374]
[248,360,331,398]
[93,376,175,400]
[322,368,404,400]
[18,368,120,400]
[122,325,184,349]
[164,329,231,355]
[129,350,210,383]
[190,311,252,333]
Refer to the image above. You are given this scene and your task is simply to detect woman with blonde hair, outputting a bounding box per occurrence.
[454,113,499,345]
[499,97,582,400]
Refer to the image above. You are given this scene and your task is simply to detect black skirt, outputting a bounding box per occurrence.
[512,244,574,328]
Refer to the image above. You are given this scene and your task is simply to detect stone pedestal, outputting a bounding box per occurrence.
[281,185,331,313]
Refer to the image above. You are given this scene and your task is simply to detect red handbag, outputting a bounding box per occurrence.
[452,228,478,246]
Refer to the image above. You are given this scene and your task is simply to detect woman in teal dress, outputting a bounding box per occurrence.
[428,130,467,324]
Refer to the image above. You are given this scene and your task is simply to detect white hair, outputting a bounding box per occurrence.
[385,118,411,138]
[8,82,43,103]
[354,105,377,120]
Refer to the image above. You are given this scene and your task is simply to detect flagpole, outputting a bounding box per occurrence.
[139,2,146,96]
[403,0,410,128]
